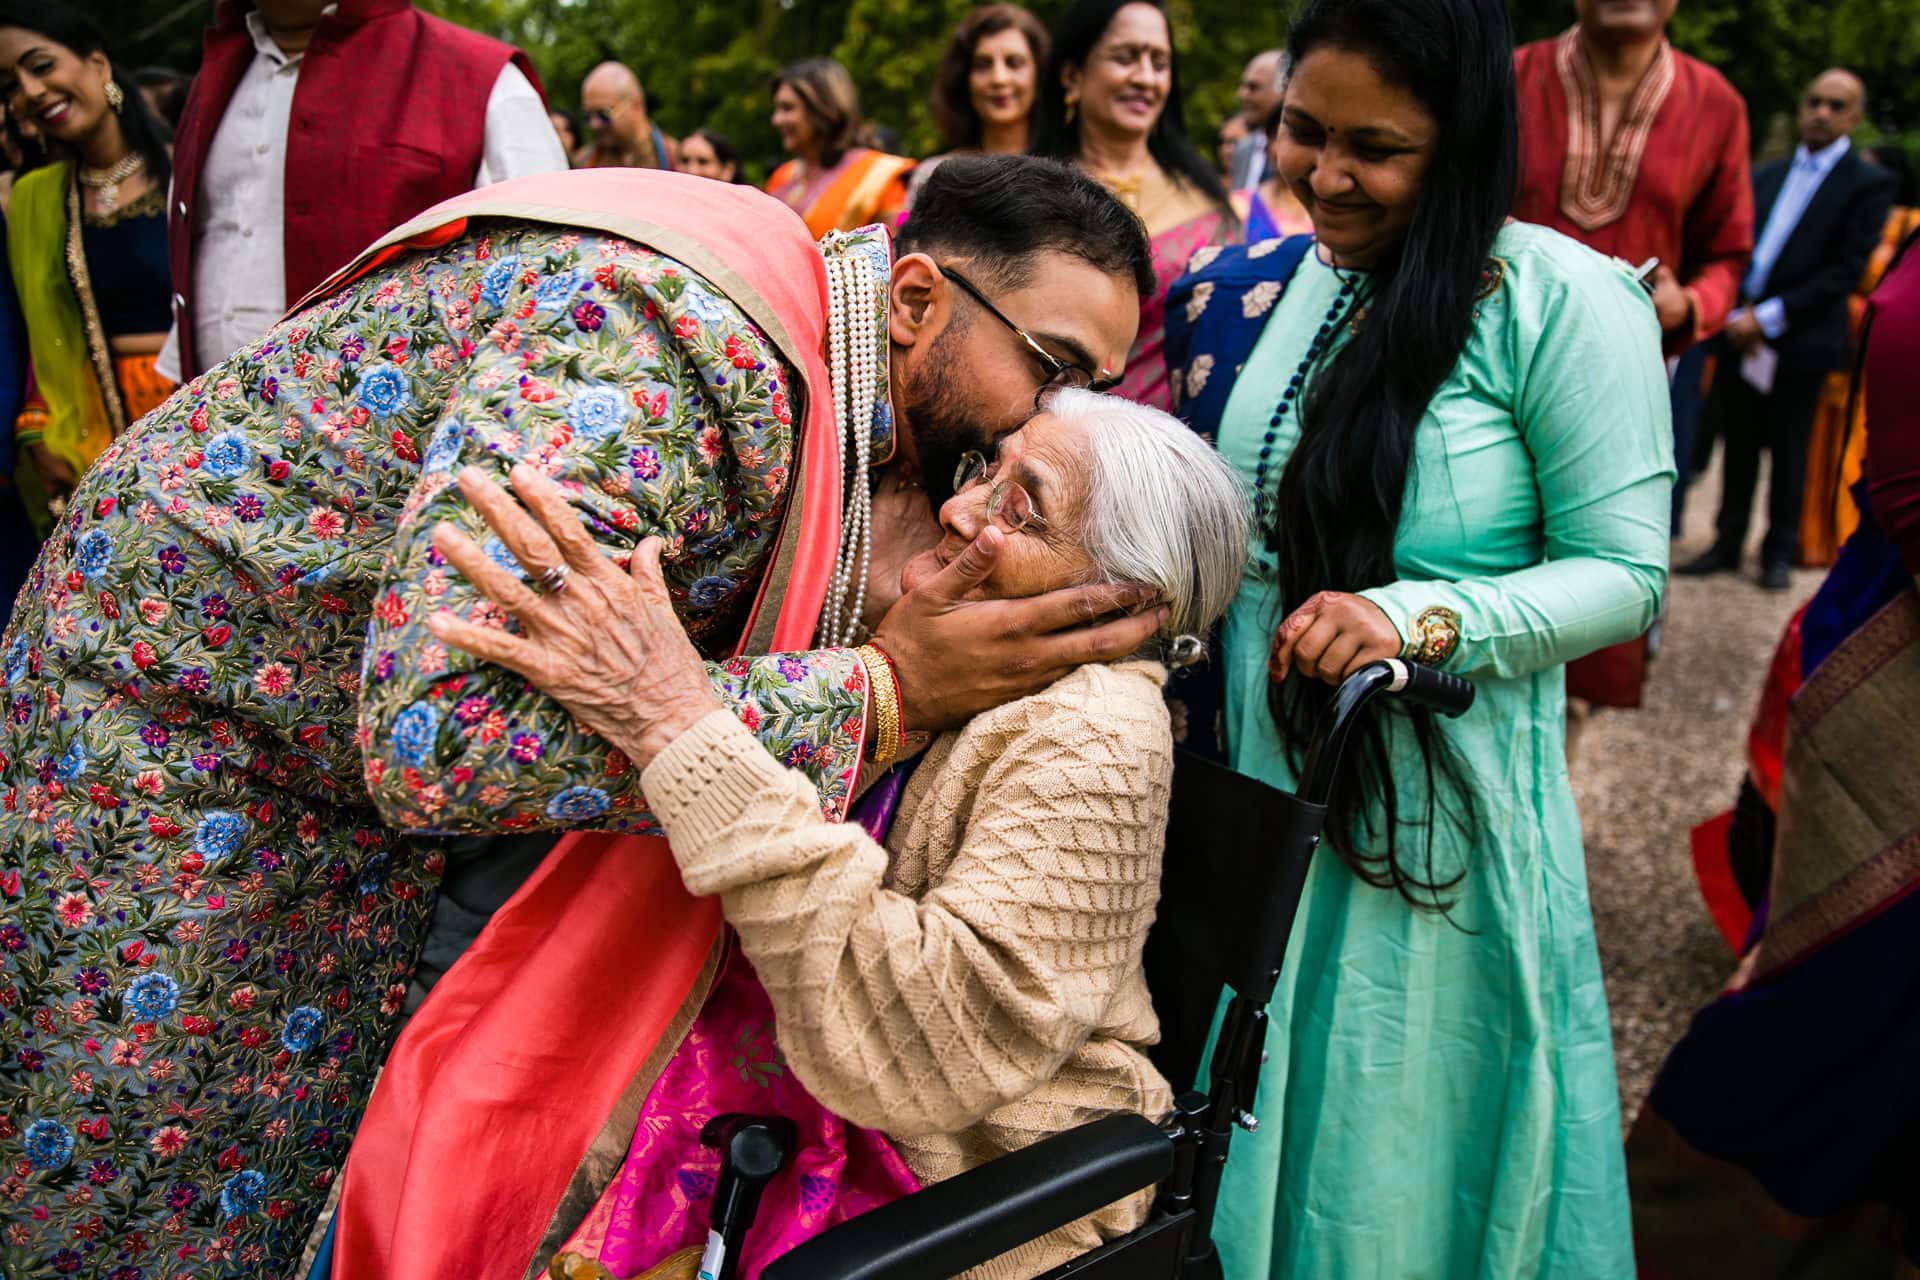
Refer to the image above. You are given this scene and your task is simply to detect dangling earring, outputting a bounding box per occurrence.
[1064,92,1078,126]
[104,80,124,113]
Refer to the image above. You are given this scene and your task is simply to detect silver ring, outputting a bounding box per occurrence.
[536,562,570,594]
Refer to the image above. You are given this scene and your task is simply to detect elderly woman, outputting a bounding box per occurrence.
[427,389,1248,1279]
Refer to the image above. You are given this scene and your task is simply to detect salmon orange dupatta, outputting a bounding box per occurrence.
[308,170,860,1279]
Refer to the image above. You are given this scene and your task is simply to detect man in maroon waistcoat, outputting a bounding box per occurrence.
[156,0,566,384]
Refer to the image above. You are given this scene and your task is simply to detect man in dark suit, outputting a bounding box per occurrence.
[1681,68,1896,589]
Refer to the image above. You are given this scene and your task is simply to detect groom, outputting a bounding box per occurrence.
[0,157,1155,1277]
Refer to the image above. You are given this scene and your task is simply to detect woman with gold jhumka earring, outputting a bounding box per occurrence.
[0,1,175,536]
[1030,0,1237,411]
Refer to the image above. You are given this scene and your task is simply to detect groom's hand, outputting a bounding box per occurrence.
[872,527,1167,734]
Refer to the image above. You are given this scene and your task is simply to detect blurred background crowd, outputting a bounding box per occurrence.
[4,0,1920,1275]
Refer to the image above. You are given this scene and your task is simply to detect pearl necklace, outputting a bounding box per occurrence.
[78,152,144,215]
[819,236,886,647]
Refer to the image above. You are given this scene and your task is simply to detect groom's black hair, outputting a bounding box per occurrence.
[897,154,1155,300]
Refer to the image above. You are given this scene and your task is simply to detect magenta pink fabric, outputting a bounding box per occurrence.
[564,942,920,1277]
[1866,242,1920,578]
[1120,211,1230,411]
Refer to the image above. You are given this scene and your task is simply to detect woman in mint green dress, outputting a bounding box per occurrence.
[1163,0,1672,1275]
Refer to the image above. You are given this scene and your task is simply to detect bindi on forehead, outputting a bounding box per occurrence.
[1284,104,1425,149]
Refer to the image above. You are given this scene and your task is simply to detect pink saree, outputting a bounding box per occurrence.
[556,944,919,1278]
[554,770,922,1279]
[1120,209,1236,410]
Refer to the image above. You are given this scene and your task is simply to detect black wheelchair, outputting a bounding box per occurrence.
[686,659,1475,1280]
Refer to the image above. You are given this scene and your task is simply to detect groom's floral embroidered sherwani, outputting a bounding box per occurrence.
[0,223,871,1277]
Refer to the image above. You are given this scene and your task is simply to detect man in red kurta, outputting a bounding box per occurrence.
[1514,0,1754,710]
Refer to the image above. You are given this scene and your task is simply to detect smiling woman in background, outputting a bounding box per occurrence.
[1166,0,1670,1273]
[1031,0,1235,409]
[765,57,914,238]
[906,5,1049,210]
[0,1,175,535]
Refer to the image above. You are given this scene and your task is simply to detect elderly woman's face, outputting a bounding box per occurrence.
[900,414,1097,602]
[1276,46,1437,270]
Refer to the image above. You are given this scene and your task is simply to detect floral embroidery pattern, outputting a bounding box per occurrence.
[0,224,866,1276]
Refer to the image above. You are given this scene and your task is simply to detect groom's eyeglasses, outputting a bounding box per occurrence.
[939,265,1119,396]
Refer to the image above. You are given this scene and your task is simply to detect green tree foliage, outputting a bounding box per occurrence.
[71,0,1920,179]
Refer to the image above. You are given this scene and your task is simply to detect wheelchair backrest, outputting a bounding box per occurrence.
[1141,750,1322,1091]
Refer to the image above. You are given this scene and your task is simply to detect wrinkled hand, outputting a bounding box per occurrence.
[872,526,1168,733]
[1650,265,1693,335]
[1724,308,1765,355]
[426,465,720,770]
[1268,590,1401,686]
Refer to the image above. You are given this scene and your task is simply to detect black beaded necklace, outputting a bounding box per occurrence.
[1250,266,1364,524]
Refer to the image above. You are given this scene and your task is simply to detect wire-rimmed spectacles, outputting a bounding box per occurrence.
[952,450,1052,536]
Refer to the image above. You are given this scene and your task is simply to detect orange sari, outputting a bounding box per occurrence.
[766,148,915,240]
[1797,206,1920,565]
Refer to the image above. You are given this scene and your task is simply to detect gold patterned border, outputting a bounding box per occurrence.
[1555,27,1676,233]
[1788,591,1920,727]
[63,174,129,438]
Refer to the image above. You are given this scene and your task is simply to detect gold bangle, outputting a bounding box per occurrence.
[854,644,903,766]
[1406,606,1462,666]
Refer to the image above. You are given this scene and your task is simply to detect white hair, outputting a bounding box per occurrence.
[1043,388,1250,666]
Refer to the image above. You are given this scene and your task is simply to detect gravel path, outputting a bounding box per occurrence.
[1575,460,1815,1128]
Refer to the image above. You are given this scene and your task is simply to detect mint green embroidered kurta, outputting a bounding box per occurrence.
[1209,223,1672,1278]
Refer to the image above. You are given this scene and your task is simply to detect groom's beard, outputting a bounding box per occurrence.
[900,328,1000,507]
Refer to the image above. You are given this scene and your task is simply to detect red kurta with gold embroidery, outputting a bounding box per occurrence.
[1515,29,1753,351]
[1514,28,1753,707]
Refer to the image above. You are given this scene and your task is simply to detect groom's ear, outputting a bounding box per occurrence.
[888,253,947,349]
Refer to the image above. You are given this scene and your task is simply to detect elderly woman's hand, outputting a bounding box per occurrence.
[425,465,721,769]
[1269,590,1403,686]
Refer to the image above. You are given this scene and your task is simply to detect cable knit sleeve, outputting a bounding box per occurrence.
[641,666,1173,1140]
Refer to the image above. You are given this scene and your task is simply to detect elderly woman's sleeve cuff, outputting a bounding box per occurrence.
[642,708,826,888]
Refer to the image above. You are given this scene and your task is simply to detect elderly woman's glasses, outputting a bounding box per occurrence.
[940,266,1118,396]
[953,451,1052,535]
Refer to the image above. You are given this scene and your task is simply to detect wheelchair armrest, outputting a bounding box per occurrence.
[760,1112,1174,1280]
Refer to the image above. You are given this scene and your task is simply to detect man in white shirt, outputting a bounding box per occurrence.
[1681,68,1895,588]
[158,0,565,382]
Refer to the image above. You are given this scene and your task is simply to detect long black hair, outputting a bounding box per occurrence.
[0,1,172,188]
[1266,0,1515,907]
[1029,0,1226,207]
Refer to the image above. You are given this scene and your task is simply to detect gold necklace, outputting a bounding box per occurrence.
[1088,168,1145,211]
[78,152,143,215]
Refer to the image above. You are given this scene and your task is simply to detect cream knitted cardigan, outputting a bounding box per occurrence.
[641,659,1177,1279]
